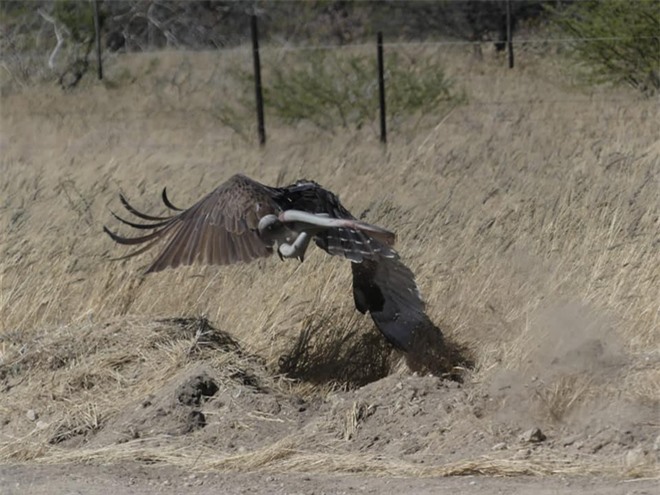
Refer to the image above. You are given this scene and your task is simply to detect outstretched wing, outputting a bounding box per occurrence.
[104,174,280,273]
[351,257,437,352]
[276,179,435,351]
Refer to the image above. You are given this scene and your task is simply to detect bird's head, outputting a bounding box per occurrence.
[258,214,288,243]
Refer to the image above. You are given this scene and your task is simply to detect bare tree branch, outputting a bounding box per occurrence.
[37,8,70,70]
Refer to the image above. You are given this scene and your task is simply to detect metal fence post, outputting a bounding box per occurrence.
[377,32,387,144]
[251,14,266,146]
[506,0,514,69]
[92,0,103,79]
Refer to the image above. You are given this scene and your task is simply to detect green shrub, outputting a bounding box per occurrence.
[549,0,659,94]
[218,48,463,134]
[53,0,95,43]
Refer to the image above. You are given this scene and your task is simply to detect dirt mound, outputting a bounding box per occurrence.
[1,316,656,476]
[89,363,310,454]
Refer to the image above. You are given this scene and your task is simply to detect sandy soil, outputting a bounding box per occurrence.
[2,463,659,495]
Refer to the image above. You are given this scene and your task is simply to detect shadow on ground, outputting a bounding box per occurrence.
[278,315,474,388]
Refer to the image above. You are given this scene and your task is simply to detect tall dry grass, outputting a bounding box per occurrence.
[1,46,658,473]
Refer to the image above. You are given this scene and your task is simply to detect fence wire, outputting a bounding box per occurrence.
[3,28,656,134]
[4,33,659,61]
[272,35,660,52]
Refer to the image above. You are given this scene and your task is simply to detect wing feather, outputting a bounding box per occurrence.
[108,237,164,261]
[109,210,172,230]
[105,174,279,273]
[352,257,438,352]
[162,187,183,211]
[183,212,204,267]
[147,219,194,272]
[103,225,171,246]
[206,224,221,265]
[119,193,169,221]
[276,180,397,262]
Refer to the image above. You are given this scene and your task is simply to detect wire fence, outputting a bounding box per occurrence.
[223,16,657,144]
[3,38,650,143]
[3,2,657,145]
[270,35,660,52]
[6,34,657,59]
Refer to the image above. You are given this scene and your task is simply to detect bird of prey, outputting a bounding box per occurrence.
[104,174,438,352]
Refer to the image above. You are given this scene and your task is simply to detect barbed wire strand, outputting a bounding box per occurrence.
[274,35,660,52]
[3,34,659,61]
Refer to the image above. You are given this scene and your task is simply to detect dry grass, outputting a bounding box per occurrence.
[30,443,635,477]
[1,45,659,477]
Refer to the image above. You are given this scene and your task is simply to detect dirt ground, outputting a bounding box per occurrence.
[1,45,659,494]
[1,338,658,493]
[2,463,659,495]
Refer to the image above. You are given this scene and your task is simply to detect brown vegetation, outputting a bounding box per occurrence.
[1,47,658,480]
